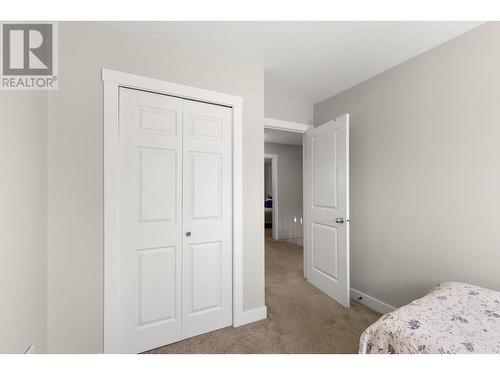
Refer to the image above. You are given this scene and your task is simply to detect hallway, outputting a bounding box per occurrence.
[146,231,380,353]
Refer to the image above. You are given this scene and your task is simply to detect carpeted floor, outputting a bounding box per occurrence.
[145,229,381,354]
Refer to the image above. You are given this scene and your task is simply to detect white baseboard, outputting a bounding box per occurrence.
[234,305,267,327]
[350,288,395,315]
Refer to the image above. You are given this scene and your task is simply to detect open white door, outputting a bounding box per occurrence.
[304,114,350,307]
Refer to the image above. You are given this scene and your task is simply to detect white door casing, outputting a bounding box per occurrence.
[117,88,232,353]
[304,114,350,308]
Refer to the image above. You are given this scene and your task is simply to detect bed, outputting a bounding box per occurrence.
[359,281,500,354]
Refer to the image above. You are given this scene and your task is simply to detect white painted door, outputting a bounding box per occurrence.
[304,114,350,307]
[119,88,183,353]
[118,88,232,353]
[181,100,233,339]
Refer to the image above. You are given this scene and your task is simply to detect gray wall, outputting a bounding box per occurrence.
[314,22,500,308]
[265,95,313,124]
[0,92,47,353]
[47,22,265,353]
[264,142,303,241]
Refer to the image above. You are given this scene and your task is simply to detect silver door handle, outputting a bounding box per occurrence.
[335,217,345,224]
[185,232,191,237]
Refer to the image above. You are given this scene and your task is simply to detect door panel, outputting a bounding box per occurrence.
[188,241,222,313]
[305,114,350,307]
[191,152,222,219]
[312,129,338,209]
[137,246,177,325]
[138,106,178,135]
[312,223,338,281]
[182,100,233,340]
[138,148,177,222]
[189,114,224,141]
[119,88,183,353]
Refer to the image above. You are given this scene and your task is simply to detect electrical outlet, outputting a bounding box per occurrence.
[25,345,35,354]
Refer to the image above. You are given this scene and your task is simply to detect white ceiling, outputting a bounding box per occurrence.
[265,129,303,146]
[115,21,482,104]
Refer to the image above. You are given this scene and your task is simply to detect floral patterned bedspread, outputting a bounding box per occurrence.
[359,282,500,354]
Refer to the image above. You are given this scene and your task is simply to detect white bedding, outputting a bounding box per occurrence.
[359,282,500,354]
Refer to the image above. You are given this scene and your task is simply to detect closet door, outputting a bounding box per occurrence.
[118,88,183,353]
[182,100,233,339]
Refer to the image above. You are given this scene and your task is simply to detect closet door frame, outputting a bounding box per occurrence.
[102,68,245,353]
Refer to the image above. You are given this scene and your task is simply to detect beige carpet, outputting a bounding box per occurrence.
[146,229,381,354]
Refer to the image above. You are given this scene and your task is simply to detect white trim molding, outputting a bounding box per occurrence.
[235,306,268,327]
[102,68,247,353]
[350,288,396,315]
[264,117,313,133]
[102,68,243,107]
[264,153,278,240]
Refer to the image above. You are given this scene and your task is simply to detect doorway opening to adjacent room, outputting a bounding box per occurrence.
[263,116,351,307]
[264,153,278,240]
[263,120,309,306]
[264,122,305,248]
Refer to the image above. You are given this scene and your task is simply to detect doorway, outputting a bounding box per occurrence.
[264,133,304,247]
[263,118,312,266]
[264,153,278,240]
[263,116,351,306]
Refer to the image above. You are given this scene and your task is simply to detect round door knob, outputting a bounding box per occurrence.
[185,232,191,237]
[335,217,345,224]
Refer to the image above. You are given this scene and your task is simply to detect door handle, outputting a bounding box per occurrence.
[335,217,345,224]
[185,232,191,237]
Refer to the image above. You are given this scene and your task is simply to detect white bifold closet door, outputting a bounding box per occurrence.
[118,87,232,353]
